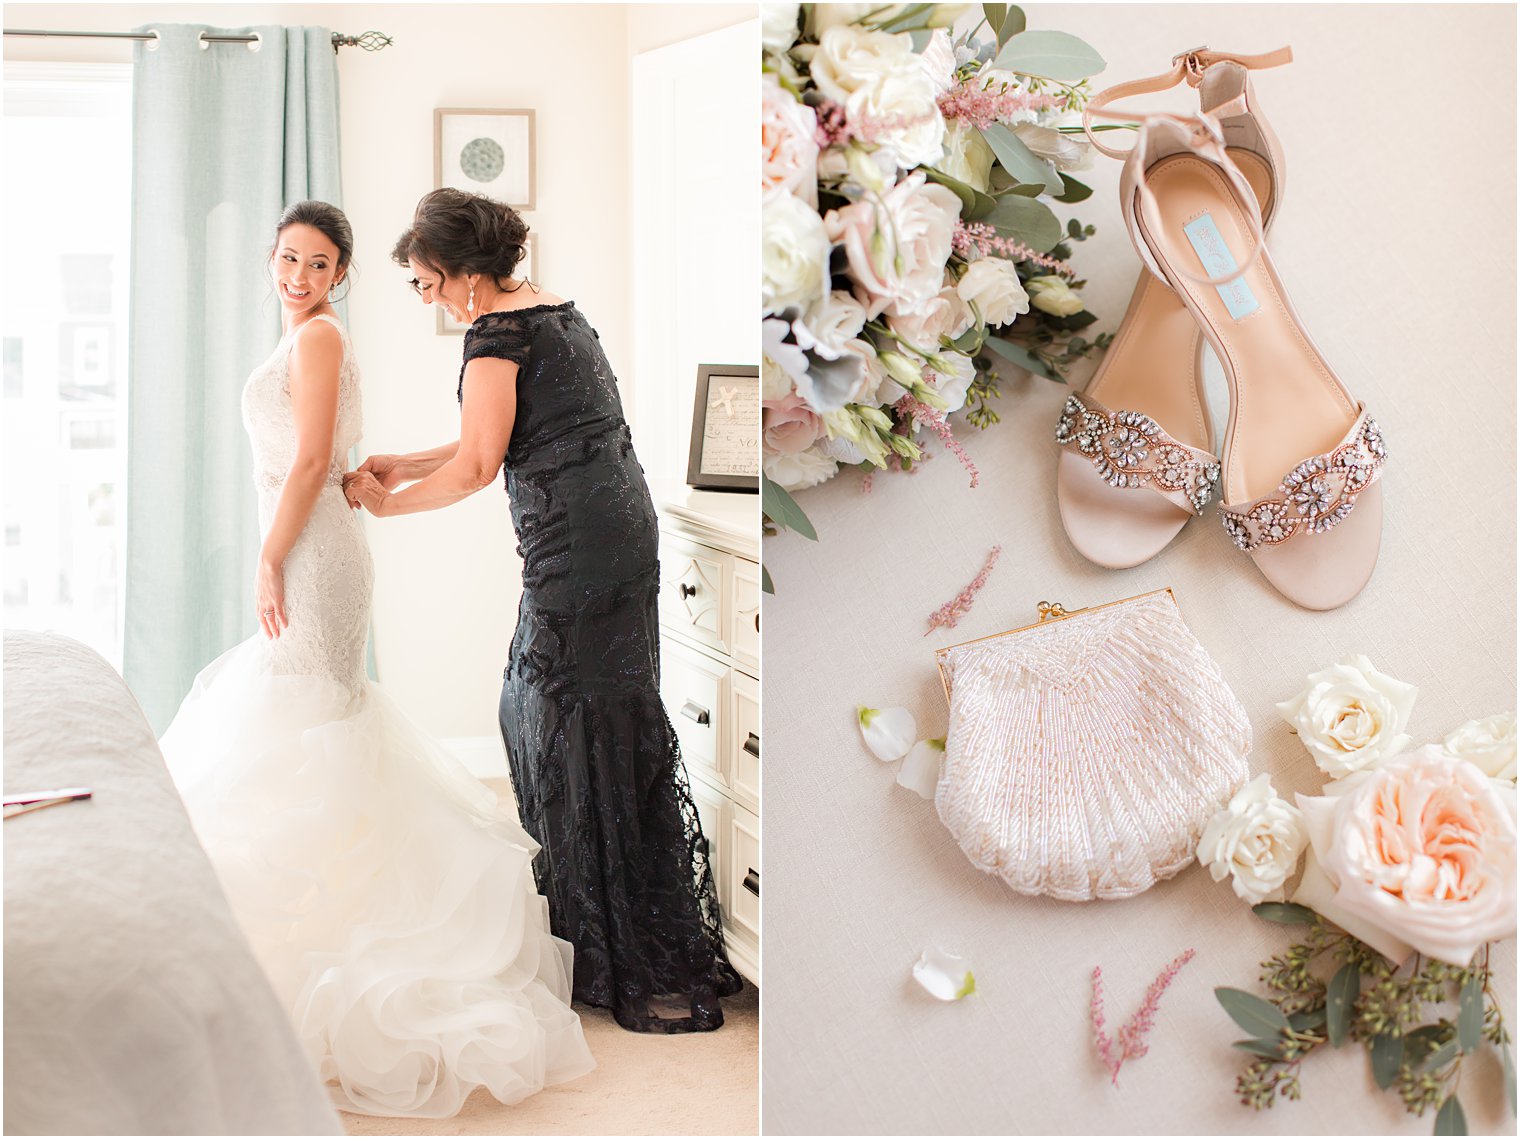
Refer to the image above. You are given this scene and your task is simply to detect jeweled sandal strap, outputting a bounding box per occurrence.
[1054,392,1223,515]
[1218,408,1387,553]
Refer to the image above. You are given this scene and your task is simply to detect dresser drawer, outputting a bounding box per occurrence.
[731,669,760,812]
[659,535,729,656]
[660,639,730,788]
[731,557,760,673]
[727,804,760,943]
[688,774,729,912]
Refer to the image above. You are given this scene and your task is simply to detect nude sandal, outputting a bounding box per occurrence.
[1083,48,1386,610]
[1056,48,1293,570]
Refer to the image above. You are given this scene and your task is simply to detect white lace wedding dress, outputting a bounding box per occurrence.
[159,313,594,1118]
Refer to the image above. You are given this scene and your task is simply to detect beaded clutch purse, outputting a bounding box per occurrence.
[933,589,1250,902]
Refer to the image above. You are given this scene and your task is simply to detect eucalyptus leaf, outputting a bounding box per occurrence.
[1289,1007,1328,1032]
[907,28,934,50]
[1214,988,1290,1040]
[1043,310,1097,333]
[1251,902,1317,925]
[983,194,1062,253]
[1501,1039,1516,1117]
[953,326,987,354]
[981,336,1061,382]
[1435,1095,1468,1136]
[1054,173,1093,203]
[761,474,818,541]
[1004,182,1046,198]
[1420,1039,1460,1075]
[761,564,775,595]
[1371,1033,1403,1089]
[1457,974,1483,1052]
[1232,1039,1285,1059]
[877,3,935,33]
[1326,963,1359,1048]
[992,29,1106,82]
[982,3,1007,34]
[981,124,1064,196]
[999,5,1025,44]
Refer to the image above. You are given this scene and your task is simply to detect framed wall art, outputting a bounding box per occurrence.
[434,108,535,209]
[686,364,759,492]
[436,234,539,336]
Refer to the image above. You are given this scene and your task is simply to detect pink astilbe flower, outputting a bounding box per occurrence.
[937,82,1065,131]
[812,97,940,149]
[952,221,1076,277]
[895,395,979,488]
[1090,949,1197,1086]
[925,546,1001,635]
[861,470,874,494]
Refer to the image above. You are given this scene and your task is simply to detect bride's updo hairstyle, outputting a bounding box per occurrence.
[390,188,530,288]
[271,200,355,273]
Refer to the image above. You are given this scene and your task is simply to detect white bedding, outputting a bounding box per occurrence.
[2,631,342,1136]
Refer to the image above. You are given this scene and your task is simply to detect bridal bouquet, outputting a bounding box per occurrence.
[1197,656,1516,1132]
[761,3,1110,567]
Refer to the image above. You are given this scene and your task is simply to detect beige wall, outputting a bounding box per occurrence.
[5,2,752,745]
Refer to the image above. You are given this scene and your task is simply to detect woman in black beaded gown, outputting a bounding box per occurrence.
[344,189,741,1033]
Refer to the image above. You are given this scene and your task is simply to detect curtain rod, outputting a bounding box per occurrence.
[3,28,393,51]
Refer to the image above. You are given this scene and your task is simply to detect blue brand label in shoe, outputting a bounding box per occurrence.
[1183,212,1259,320]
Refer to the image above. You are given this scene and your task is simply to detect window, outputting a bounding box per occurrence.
[3,63,132,667]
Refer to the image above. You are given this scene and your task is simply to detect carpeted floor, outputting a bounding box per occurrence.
[339,983,759,1137]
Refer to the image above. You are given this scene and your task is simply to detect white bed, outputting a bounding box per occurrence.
[2,631,342,1136]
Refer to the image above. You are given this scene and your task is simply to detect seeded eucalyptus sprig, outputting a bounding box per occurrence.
[1216,903,1515,1135]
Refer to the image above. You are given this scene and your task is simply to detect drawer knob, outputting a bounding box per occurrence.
[754,612,760,633]
[743,869,759,897]
[680,700,710,726]
[680,582,697,599]
[743,732,760,758]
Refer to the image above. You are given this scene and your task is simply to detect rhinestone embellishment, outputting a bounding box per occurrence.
[1218,413,1387,552]
[1054,394,1221,514]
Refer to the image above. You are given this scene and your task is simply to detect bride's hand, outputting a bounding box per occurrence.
[255,558,288,639]
[345,470,390,516]
[359,453,409,491]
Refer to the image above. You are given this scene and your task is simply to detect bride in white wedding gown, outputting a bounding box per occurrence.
[158,201,593,1118]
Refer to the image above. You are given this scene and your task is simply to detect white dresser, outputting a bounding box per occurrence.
[654,487,760,987]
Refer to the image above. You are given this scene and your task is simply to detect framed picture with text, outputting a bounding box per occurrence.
[686,364,759,492]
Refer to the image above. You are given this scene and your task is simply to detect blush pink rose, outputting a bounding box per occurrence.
[763,392,825,455]
[1293,746,1517,966]
[824,171,961,320]
[762,73,819,207]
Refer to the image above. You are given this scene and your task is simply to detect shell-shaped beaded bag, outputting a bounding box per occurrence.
[933,589,1250,902]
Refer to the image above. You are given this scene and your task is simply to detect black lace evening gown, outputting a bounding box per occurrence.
[459,301,743,1034]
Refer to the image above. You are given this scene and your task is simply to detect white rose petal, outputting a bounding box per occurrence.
[888,287,975,354]
[761,2,802,54]
[912,946,976,1001]
[762,74,820,207]
[762,189,830,317]
[1443,713,1517,781]
[957,258,1030,327]
[1011,122,1092,173]
[763,446,837,493]
[916,27,957,94]
[826,171,962,320]
[858,705,916,762]
[1196,773,1307,905]
[793,290,868,361]
[897,738,945,799]
[1276,654,1417,779]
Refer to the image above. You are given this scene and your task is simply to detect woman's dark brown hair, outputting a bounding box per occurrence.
[390,188,530,287]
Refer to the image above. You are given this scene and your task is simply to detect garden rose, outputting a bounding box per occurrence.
[825,171,961,319]
[761,2,801,54]
[762,188,830,316]
[809,25,914,105]
[1275,654,1417,779]
[888,287,975,353]
[762,74,819,206]
[1443,713,1517,781]
[957,258,1030,326]
[792,290,867,361]
[1196,774,1307,905]
[763,392,824,456]
[763,445,838,493]
[1293,747,1517,965]
[845,69,946,169]
[1026,275,1086,317]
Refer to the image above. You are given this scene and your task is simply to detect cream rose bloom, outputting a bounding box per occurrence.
[810,25,914,105]
[762,188,830,316]
[1026,275,1086,317]
[957,258,1030,327]
[1197,774,1307,905]
[1293,747,1517,966]
[938,120,996,193]
[810,26,945,170]
[1276,654,1417,779]
[825,171,961,319]
[761,2,801,54]
[762,74,819,207]
[793,290,867,361]
[763,444,838,492]
[888,286,974,353]
[1444,713,1517,782]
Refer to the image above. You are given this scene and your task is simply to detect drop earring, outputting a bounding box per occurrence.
[467,282,476,316]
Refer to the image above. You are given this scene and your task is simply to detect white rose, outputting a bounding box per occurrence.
[1025,274,1086,317]
[1443,713,1517,781]
[763,445,838,492]
[761,2,801,54]
[846,71,946,169]
[825,171,962,320]
[956,258,1029,327]
[916,27,957,94]
[938,119,995,192]
[1196,773,1307,905]
[762,188,830,316]
[1011,122,1092,173]
[793,290,867,361]
[888,286,974,353]
[762,316,809,390]
[1275,654,1417,780]
[762,74,819,207]
[810,25,913,105]
[922,351,976,414]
